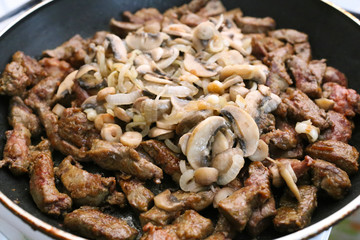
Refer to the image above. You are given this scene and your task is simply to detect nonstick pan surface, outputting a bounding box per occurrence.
[0,0,360,239]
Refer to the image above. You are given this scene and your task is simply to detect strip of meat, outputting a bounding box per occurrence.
[24,58,73,109]
[172,190,215,211]
[287,56,325,98]
[119,178,154,212]
[308,156,351,200]
[88,139,163,182]
[106,191,127,208]
[36,104,88,160]
[0,123,31,175]
[141,210,214,240]
[281,88,329,129]
[273,185,317,233]
[269,29,308,44]
[8,96,41,136]
[196,0,226,17]
[294,42,311,62]
[246,197,276,236]
[320,110,353,143]
[29,139,72,216]
[0,51,47,96]
[123,8,163,24]
[43,35,88,68]
[305,140,359,175]
[64,206,138,240]
[140,140,181,178]
[110,18,142,38]
[140,206,181,227]
[58,108,100,149]
[180,12,206,27]
[261,120,297,150]
[55,156,116,206]
[323,66,347,87]
[235,16,276,34]
[323,82,360,117]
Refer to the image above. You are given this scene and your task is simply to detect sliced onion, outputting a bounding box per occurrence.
[164,139,181,154]
[145,84,195,98]
[157,48,179,69]
[278,161,301,202]
[106,90,142,105]
[179,169,205,192]
[179,160,188,174]
[217,153,244,185]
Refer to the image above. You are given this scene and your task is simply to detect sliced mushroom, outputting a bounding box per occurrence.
[162,24,193,40]
[248,139,269,161]
[105,33,127,63]
[179,132,192,155]
[148,127,173,138]
[56,70,78,98]
[184,53,217,78]
[211,129,234,158]
[194,21,216,40]
[219,64,268,84]
[175,110,213,135]
[110,18,142,38]
[154,189,184,212]
[81,95,98,110]
[125,32,164,51]
[194,167,219,186]
[221,105,259,157]
[179,169,206,192]
[186,116,228,169]
[217,50,244,67]
[76,64,104,89]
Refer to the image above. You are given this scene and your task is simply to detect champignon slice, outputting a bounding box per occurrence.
[211,130,234,158]
[162,24,193,40]
[105,34,127,63]
[56,70,78,98]
[220,64,268,84]
[154,189,184,212]
[179,132,191,155]
[221,105,259,157]
[184,53,217,78]
[176,110,213,135]
[125,32,164,51]
[110,18,142,38]
[186,116,228,169]
[193,21,216,40]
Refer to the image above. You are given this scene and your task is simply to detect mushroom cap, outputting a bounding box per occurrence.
[125,32,164,51]
[105,33,127,63]
[221,105,259,157]
[184,53,217,78]
[186,116,228,169]
[219,64,268,84]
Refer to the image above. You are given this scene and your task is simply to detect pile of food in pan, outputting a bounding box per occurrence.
[1,0,359,239]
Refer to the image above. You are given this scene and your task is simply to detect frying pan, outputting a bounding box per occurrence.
[0,0,360,239]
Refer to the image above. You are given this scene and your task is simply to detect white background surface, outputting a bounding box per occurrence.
[0,0,358,240]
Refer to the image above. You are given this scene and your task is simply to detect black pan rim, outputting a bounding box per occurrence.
[0,0,360,239]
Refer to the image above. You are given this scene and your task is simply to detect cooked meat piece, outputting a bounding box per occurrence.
[196,0,226,17]
[256,113,275,134]
[88,139,163,182]
[204,232,227,240]
[123,8,163,24]
[269,29,308,44]
[142,210,214,240]
[106,191,127,208]
[320,110,353,142]
[210,214,236,239]
[281,88,329,129]
[0,51,47,96]
[58,108,99,149]
[172,190,215,211]
[119,178,154,212]
[271,142,304,159]
[305,140,359,175]
[294,42,311,62]
[29,139,72,216]
[140,206,181,226]
[287,56,325,98]
[323,66,347,87]
[36,104,87,160]
[180,12,206,26]
[243,162,275,236]
[43,35,87,67]
[261,121,297,150]
[89,31,109,45]
[273,185,317,233]
[71,81,90,107]
[251,36,285,59]
[323,82,360,117]
[64,206,138,240]
[246,197,276,236]
[40,57,73,79]
[218,185,268,231]
[235,16,275,34]
[110,18,142,38]
[265,44,294,94]
[308,156,351,200]
[140,140,181,177]
[55,156,116,206]
[0,123,31,175]
[225,178,243,191]
[8,96,41,136]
